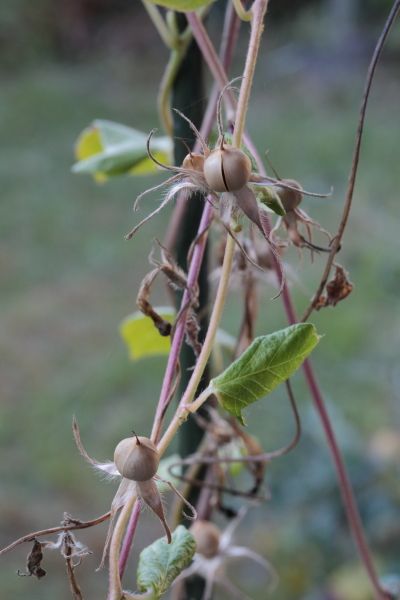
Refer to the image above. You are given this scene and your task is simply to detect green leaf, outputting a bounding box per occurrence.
[148,0,214,11]
[72,120,172,180]
[119,308,175,361]
[219,440,245,477]
[211,324,320,424]
[137,525,196,599]
[256,186,286,216]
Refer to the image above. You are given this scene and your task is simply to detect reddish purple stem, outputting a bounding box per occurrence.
[118,500,141,577]
[281,287,387,600]
[150,201,214,443]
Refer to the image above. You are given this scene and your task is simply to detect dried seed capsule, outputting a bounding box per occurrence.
[203,145,251,193]
[275,179,303,212]
[182,152,205,172]
[190,520,221,558]
[114,435,159,482]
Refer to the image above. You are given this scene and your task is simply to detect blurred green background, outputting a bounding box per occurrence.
[0,1,399,599]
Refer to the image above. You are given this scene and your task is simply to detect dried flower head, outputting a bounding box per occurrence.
[176,508,277,600]
[72,418,196,567]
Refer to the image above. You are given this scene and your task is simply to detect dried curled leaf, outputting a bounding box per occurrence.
[18,539,46,579]
[315,264,353,309]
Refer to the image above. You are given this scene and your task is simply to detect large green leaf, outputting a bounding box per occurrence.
[119,308,175,361]
[148,0,214,11]
[211,324,320,424]
[137,525,196,599]
[72,120,172,180]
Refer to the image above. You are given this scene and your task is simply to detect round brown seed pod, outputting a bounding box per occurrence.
[203,145,251,193]
[275,179,303,212]
[190,520,221,558]
[114,435,159,482]
[182,152,205,172]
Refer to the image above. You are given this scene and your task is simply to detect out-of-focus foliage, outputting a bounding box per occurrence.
[73,120,172,181]
[147,0,214,11]
[119,309,175,361]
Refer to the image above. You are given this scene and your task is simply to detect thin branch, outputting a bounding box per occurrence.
[232,0,253,21]
[109,494,137,600]
[172,379,300,469]
[265,379,301,459]
[168,467,269,502]
[118,501,140,577]
[233,0,269,148]
[302,0,400,321]
[0,513,111,557]
[150,203,213,444]
[141,1,173,48]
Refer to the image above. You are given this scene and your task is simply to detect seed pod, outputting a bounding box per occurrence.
[137,479,172,544]
[190,520,221,558]
[114,435,159,482]
[182,152,205,172]
[275,179,303,212]
[203,145,251,193]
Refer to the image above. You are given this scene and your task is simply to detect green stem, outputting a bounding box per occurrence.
[141,1,173,48]
[158,49,186,136]
[232,0,269,147]
[108,493,137,600]
[232,0,252,21]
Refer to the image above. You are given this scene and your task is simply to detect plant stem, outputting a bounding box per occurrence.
[232,0,252,21]
[302,0,400,321]
[141,1,173,48]
[158,49,185,136]
[108,493,136,600]
[118,500,141,577]
[0,512,111,557]
[150,202,213,444]
[302,358,388,600]
[158,234,236,456]
[157,15,195,136]
[186,12,231,93]
[232,0,268,147]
